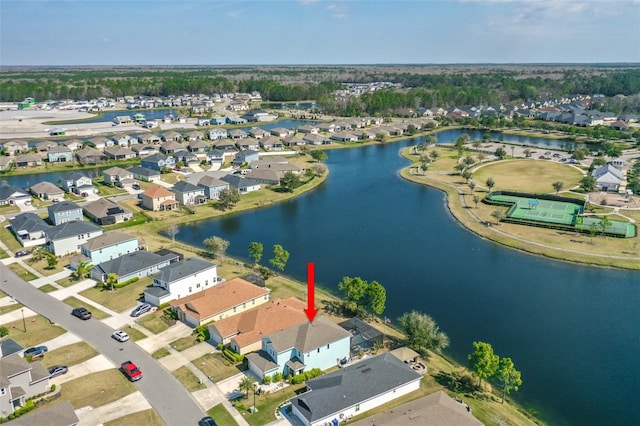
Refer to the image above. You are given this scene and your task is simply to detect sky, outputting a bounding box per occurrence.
[1,0,639,66]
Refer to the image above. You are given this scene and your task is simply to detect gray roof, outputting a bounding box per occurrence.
[173,181,202,193]
[290,352,422,423]
[81,231,137,251]
[0,185,29,200]
[142,153,167,163]
[103,166,131,176]
[220,174,261,190]
[10,213,51,234]
[30,181,64,195]
[153,257,216,284]
[63,171,89,181]
[129,166,160,177]
[92,250,178,278]
[11,400,79,426]
[0,353,30,379]
[246,351,279,373]
[350,391,483,426]
[592,164,625,180]
[198,175,228,188]
[82,198,131,219]
[47,200,81,214]
[45,220,102,241]
[266,316,351,354]
[144,286,170,298]
[0,338,24,358]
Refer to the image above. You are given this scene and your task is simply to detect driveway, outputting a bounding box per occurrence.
[0,263,206,425]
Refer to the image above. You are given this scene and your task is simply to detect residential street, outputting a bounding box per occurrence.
[0,262,206,426]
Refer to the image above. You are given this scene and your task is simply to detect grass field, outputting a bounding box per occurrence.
[62,296,110,319]
[172,365,206,392]
[0,300,24,315]
[38,284,58,293]
[152,347,171,359]
[41,341,98,368]
[207,404,239,426]
[136,311,169,334]
[50,369,136,410]
[472,159,583,193]
[193,353,246,383]
[80,277,151,313]
[5,316,66,347]
[7,262,38,281]
[169,335,198,352]
[104,409,164,426]
[0,226,23,252]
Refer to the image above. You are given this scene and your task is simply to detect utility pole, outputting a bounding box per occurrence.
[21,308,26,332]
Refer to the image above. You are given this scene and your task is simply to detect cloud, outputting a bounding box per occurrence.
[298,0,321,4]
[226,9,244,19]
[326,2,348,19]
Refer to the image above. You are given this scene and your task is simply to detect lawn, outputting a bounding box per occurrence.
[7,263,38,281]
[80,277,151,313]
[41,341,98,368]
[104,409,164,426]
[172,365,206,392]
[0,300,24,315]
[471,159,583,194]
[0,224,26,252]
[0,247,8,259]
[38,284,58,293]
[152,347,171,359]
[62,296,110,319]
[103,213,151,230]
[56,276,83,287]
[136,311,169,334]
[169,335,199,352]
[0,204,20,214]
[233,383,307,426]
[207,404,239,426]
[5,315,66,347]
[47,369,136,410]
[122,325,148,341]
[27,257,68,276]
[193,353,246,383]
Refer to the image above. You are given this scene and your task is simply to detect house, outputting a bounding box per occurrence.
[214,139,238,152]
[80,231,139,265]
[220,175,261,194]
[172,181,206,206]
[83,198,133,225]
[30,181,64,200]
[112,133,132,146]
[592,164,625,192]
[113,115,133,125]
[0,185,31,205]
[1,140,29,156]
[290,352,423,426]
[349,391,483,426]
[45,220,103,256]
[245,169,282,185]
[209,128,228,140]
[143,257,218,305]
[302,134,331,145]
[36,141,58,152]
[141,153,175,171]
[0,354,50,419]
[0,339,23,358]
[47,201,83,225]
[15,153,43,167]
[248,127,269,139]
[63,139,83,151]
[160,141,184,155]
[47,145,73,163]
[297,125,319,135]
[188,139,210,153]
[172,150,199,165]
[9,400,80,426]
[9,213,50,247]
[282,136,306,147]
[251,158,302,174]
[103,167,134,187]
[259,136,283,151]
[210,116,227,126]
[90,250,180,283]
[247,316,351,379]
[162,131,183,142]
[270,127,292,137]
[0,157,15,171]
[170,277,271,327]
[141,185,179,211]
[138,134,162,145]
[197,175,229,200]
[75,148,107,165]
[61,172,97,195]
[233,149,259,166]
[132,144,159,157]
[186,130,205,141]
[228,129,248,140]
[331,132,359,143]
[129,165,161,183]
[206,149,225,166]
[104,146,135,160]
[208,297,308,355]
[88,136,112,150]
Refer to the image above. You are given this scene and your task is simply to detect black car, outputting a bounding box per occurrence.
[48,365,68,377]
[71,307,92,320]
[14,250,30,257]
[198,417,218,426]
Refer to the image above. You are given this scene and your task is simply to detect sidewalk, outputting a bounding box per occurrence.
[51,354,115,385]
[75,390,152,426]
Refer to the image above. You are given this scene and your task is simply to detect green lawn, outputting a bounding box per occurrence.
[56,276,83,287]
[103,213,150,230]
[152,347,171,359]
[104,409,164,426]
[80,277,151,313]
[0,300,24,315]
[207,404,239,426]
[38,284,58,293]
[193,353,246,383]
[172,365,206,392]
[62,296,110,319]
[41,341,98,368]
[136,311,169,334]
[5,315,66,347]
[7,263,38,281]
[169,335,198,352]
[0,226,24,252]
[46,369,136,410]
[233,383,307,426]
[0,247,9,259]
[122,325,147,341]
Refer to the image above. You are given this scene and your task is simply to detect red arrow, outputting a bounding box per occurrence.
[304,262,319,323]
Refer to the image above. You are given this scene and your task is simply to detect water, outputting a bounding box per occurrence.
[431,128,594,151]
[64,109,181,124]
[1,167,108,189]
[175,140,640,426]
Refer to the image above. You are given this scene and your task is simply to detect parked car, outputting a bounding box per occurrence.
[132,183,141,190]
[48,365,68,377]
[199,416,218,426]
[112,330,130,342]
[131,303,152,317]
[24,346,48,358]
[14,250,30,257]
[71,307,92,320]
[120,360,142,381]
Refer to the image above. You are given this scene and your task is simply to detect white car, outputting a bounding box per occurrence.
[112,330,130,342]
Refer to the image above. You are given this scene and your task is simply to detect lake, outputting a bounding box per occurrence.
[175,139,640,426]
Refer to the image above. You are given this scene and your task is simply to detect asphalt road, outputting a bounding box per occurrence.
[0,263,204,426]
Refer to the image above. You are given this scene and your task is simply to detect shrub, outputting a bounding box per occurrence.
[273,372,284,382]
[194,324,210,341]
[262,375,272,385]
[158,302,171,310]
[114,276,139,288]
[217,343,224,351]
[50,384,56,392]
[0,326,8,338]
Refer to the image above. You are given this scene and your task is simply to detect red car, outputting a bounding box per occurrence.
[121,361,143,381]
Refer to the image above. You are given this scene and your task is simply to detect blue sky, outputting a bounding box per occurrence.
[1,0,638,65]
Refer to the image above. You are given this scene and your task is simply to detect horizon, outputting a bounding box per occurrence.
[2,0,639,66]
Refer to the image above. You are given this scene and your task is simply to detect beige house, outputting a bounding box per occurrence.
[170,277,270,326]
[0,354,50,418]
[141,185,179,211]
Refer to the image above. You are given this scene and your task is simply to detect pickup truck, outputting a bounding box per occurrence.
[120,361,143,381]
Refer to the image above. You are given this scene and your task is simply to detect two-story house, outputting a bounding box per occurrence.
[140,186,179,211]
[143,257,218,305]
[45,220,103,256]
[80,231,139,265]
[102,167,134,187]
[197,175,229,200]
[140,153,175,171]
[172,181,206,206]
[47,201,83,225]
[47,145,73,163]
[0,354,50,418]
[61,172,96,195]
[247,316,351,379]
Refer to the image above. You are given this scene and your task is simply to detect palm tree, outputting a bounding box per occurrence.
[239,376,256,400]
[30,246,48,264]
[72,261,93,281]
[105,273,119,291]
[486,177,496,193]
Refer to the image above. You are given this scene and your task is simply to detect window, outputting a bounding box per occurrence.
[205,280,209,286]
[233,307,237,313]
[243,303,246,309]
[197,283,201,288]
[0,388,6,396]
[317,348,320,353]
[327,344,330,349]
[189,287,192,293]
[355,404,360,412]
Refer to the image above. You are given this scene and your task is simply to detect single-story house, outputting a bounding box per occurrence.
[302,134,331,145]
[30,181,65,200]
[233,149,259,166]
[104,146,135,160]
[0,185,31,205]
[160,141,184,155]
[87,136,112,150]
[138,134,162,145]
[260,137,284,151]
[220,174,261,194]
[248,127,269,139]
[45,220,103,256]
[9,213,50,247]
[90,250,180,283]
[592,164,625,192]
[141,185,179,211]
[1,140,28,156]
[83,198,133,225]
[0,157,15,171]
[15,153,43,167]
[186,130,205,141]
[162,131,183,142]
[129,165,161,183]
[132,145,159,157]
[245,169,282,185]
[228,129,248,140]
[172,150,199,165]
[144,257,219,305]
[170,277,270,327]
[75,148,107,165]
[80,231,139,266]
[236,140,260,151]
[270,127,292,137]
[188,140,210,153]
[214,139,238,152]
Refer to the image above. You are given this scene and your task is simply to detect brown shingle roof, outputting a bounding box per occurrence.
[143,185,174,199]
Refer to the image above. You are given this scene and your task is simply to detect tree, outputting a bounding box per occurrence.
[468,181,476,193]
[473,195,480,208]
[495,147,507,160]
[462,170,473,183]
[217,188,240,210]
[46,252,58,269]
[248,242,263,266]
[523,148,532,158]
[463,156,475,167]
[310,150,327,163]
[280,171,301,192]
[491,209,505,225]
[552,181,564,194]
[399,311,450,355]
[166,225,180,242]
[599,215,612,236]
[0,326,8,338]
[105,273,119,291]
[573,147,589,161]
[420,161,429,175]
[203,236,230,261]
[468,341,499,388]
[495,357,523,403]
[486,177,495,192]
[338,276,368,312]
[579,176,596,192]
[72,261,93,281]
[30,246,48,264]
[363,280,386,320]
[310,164,326,177]
[239,376,256,399]
[269,244,290,272]
[429,150,440,162]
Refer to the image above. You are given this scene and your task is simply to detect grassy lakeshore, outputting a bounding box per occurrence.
[399,146,640,270]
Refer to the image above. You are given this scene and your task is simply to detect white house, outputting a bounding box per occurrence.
[143,257,218,305]
[45,220,103,256]
[592,164,625,192]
